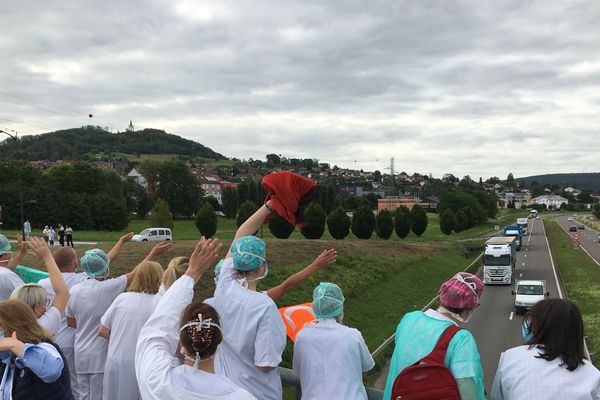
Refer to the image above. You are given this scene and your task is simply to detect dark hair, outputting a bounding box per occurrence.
[526,299,585,371]
[179,302,222,360]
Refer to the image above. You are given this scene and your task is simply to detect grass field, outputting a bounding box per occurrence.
[544,219,600,367]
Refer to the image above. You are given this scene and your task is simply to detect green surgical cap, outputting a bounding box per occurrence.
[80,249,110,277]
[0,235,11,256]
[312,282,345,319]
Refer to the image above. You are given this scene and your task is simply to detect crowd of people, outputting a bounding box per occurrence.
[39,223,75,247]
[0,198,599,400]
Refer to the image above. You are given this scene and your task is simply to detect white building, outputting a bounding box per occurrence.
[126,168,148,190]
[530,195,569,209]
[194,172,222,203]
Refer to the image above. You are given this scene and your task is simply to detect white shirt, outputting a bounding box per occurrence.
[65,276,128,373]
[213,258,286,400]
[135,275,256,400]
[38,306,62,336]
[293,319,375,400]
[101,292,159,400]
[38,272,88,350]
[492,345,600,400]
[0,268,24,301]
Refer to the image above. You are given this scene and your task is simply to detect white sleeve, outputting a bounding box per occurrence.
[136,276,195,399]
[65,289,77,319]
[38,307,62,336]
[216,257,237,289]
[292,333,304,376]
[253,303,286,368]
[356,331,375,372]
[101,295,119,329]
[8,272,24,291]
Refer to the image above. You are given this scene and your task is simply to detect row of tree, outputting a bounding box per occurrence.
[436,187,498,235]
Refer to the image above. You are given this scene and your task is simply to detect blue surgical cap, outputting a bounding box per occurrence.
[80,249,110,277]
[312,282,345,319]
[0,235,11,256]
[230,236,266,272]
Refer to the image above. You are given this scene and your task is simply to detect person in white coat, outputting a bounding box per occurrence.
[136,236,256,400]
[492,299,600,399]
[293,282,375,400]
[99,260,165,400]
[213,200,287,400]
[0,234,25,301]
[10,237,69,336]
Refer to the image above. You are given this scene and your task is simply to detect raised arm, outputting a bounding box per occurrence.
[107,232,134,262]
[143,242,173,262]
[267,249,337,301]
[6,234,26,271]
[27,237,69,316]
[226,200,273,259]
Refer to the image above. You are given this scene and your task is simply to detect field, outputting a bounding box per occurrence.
[544,219,600,367]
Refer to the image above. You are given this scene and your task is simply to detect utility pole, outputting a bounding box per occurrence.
[0,130,25,238]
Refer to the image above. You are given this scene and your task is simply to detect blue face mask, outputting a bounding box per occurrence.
[522,320,534,342]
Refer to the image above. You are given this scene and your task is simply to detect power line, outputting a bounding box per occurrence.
[0,116,53,132]
[0,91,82,117]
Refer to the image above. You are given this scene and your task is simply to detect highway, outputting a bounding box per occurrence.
[466,217,562,398]
[556,216,600,265]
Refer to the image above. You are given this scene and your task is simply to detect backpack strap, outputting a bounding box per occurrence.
[417,325,462,366]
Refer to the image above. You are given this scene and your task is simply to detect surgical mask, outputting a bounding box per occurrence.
[0,331,4,339]
[438,306,473,324]
[179,313,222,368]
[522,320,534,342]
[0,253,13,267]
[237,262,268,289]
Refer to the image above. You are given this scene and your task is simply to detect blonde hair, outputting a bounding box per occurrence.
[0,300,53,343]
[10,284,47,308]
[161,257,189,291]
[128,261,164,294]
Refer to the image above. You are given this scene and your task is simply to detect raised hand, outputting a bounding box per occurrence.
[16,234,26,255]
[312,249,337,269]
[0,332,24,358]
[26,237,53,261]
[149,242,173,257]
[186,237,222,282]
[119,232,135,243]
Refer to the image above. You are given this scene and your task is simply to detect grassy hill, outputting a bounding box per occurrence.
[0,127,225,161]
[517,173,600,191]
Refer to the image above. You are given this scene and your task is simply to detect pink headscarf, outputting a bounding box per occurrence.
[438,272,484,310]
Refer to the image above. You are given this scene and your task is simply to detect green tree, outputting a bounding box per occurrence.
[149,199,174,229]
[439,208,456,235]
[202,195,221,212]
[327,207,351,240]
[343,195,358,211]
[375,210,394,239]
[155,161,201,217]
[268,214,295,239]
[236,201,259,228]
[394,206,411,239]
[222,187,239,219]
[593,203,600,220]
[93,193,129,231]
[351,205,375,239]
[454,209,468,232]
[300,203,327,239]
[195,203,217,238]
[410,204,428,237]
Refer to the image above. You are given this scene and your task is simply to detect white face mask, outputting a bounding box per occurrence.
[0,253,13,267]
[237,263,269,288]
[438,306,474,324]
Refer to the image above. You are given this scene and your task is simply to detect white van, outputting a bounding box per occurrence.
[132,228,173,242]
[512,280,549,315]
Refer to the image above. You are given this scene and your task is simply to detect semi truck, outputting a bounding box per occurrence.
[512,280,549,315]
[516,217,529,235]
[504,225,523,251]
[483,236,517,285]
[529,209,538,219]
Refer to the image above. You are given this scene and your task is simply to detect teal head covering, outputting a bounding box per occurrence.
[0,235,11,256]
[312,282,345,319]
[230,236,266,272]
[80,249,110,277]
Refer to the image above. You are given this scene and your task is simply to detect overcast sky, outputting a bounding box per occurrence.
[1,1,599,179]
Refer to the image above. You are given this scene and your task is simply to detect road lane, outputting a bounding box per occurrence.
[556,216,600,265]
[467,217,560,397]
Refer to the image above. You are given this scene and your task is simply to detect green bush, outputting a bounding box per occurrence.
[394,206,411,239]
[268,214,295,239]
[410,204,428,237]
[236,201,258,227]
[300,203,327,239]
[593,203,600,220]
[92,193,129,231]
[376,210,394,239]
[149,198,174,229]
[327,207,351,240]
[454,209,468,233]
[195,203,217,238]
[439,208,456,235]
[351,205,375,239]
[202,195,221,212]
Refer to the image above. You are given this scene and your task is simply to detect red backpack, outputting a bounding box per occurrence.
[390,325,461,400]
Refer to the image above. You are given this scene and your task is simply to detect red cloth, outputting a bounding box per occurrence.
[262,171,320,227]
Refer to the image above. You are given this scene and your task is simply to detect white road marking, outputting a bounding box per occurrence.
[522,262,525,266]
[519,273,523,278]
[509,312,514,320]
[524,254,527,258]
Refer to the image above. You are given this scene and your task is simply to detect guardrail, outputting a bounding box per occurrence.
[280,367,384,400]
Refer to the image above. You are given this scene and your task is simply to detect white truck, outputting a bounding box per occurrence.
[529,209,538,219]
[483,237,517,285]
[512,280,549,315]
[516,217,528,236]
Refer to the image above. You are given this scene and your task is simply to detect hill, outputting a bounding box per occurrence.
[517,173,600,191]
[0,127,225,161]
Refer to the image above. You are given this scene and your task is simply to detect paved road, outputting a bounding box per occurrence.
[556,216,600,265]
[467,217,561,398]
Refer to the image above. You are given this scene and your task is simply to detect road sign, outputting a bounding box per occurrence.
[573,233,581,240]
[573,239,581,248]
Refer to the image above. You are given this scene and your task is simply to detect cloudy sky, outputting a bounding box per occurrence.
[1,0,599,179]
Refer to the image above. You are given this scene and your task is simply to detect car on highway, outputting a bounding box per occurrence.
[567,217,574,221]
[132,228,173,242]
[578,225,585,230]
[512,280,549,315]
[569,226,578,232]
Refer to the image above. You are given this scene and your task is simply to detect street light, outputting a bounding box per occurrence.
[0,129,25,238]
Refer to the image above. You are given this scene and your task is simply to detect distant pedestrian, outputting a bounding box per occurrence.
[66,225,74,247]
[48,226,55,245]
[43,225,49,244]
[23,219,31,241]
[59,224,65,247]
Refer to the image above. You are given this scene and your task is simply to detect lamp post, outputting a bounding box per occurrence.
[0,130,25,238]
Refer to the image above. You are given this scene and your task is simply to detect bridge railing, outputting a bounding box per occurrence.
[280,367,384,400]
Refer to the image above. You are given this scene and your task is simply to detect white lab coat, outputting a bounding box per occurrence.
[135,275,256,400]
[0,268,24,301]
[66,276,127,400]
[39,272,88,400]
[38,306,62,336]
[101,292,159,400]
[293,319,375,400]
[213,258,286,400]
[492,345,600,399]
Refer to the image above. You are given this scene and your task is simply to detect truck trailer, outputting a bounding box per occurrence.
[516,218,529,236]
[483,236,517,285]
[503,225,523,251]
